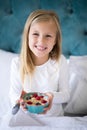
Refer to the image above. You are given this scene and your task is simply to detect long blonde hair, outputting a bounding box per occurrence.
[20,10,62,82]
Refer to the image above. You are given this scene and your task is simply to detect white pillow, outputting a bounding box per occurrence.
[64,55,87,115]
[0,49,18,117]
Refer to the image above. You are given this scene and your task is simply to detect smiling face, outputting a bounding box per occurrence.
[28,20,57,64]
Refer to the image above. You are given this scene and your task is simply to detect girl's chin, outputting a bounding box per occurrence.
[33,53,48,58]
[33,52,47,57]
[34,54,46,58]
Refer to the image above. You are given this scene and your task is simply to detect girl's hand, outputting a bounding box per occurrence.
[42,92,54,114]
[17,90,28,112]
[17,98,27,112]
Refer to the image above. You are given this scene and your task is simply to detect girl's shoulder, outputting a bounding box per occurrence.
[52,54,67,65]
[48,55,67,70]
[54,54,68,69]
[11,56,20,70]
[61,54,66,59]
[59,54,67,63]
[59,55,68,69]
[49,54,67,66]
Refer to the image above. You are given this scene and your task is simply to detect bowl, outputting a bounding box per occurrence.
[23,92,49,114]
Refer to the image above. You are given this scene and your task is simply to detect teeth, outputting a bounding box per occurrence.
[36,46,46,51]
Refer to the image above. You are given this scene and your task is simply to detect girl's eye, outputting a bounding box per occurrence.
[46,35,52,38]
[33,33,39,36]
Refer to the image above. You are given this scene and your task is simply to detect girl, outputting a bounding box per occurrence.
[9,10,70,116]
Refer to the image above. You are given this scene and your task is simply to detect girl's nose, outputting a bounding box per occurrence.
[38,36,45,45]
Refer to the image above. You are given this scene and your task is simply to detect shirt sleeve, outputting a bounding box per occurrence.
[52,55,70,104]
[9,57,22,107]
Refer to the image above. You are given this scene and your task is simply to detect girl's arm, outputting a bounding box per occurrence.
[52,55,70,104]
[43,56,70,113]
[9,57,22,107]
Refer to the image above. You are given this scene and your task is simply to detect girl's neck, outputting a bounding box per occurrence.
[33,56,49,66]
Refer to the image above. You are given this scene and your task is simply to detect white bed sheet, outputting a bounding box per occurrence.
[0,114,87,130]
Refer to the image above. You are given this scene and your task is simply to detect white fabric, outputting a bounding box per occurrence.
[1,110,87,129]
[9,55,70,116]
[64,55,87,115]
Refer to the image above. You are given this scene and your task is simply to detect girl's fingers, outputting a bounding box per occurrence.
[20,104,27,111]
[19,99,28,111]
[41,92,54,114]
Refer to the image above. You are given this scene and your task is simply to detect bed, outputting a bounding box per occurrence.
[0,0,87,129]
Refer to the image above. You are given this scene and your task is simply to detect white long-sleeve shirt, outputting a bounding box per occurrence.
[9,55,70,116]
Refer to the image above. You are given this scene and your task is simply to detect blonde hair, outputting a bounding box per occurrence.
[20,10,62,82]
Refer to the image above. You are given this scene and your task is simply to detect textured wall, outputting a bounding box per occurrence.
[0,0,87,57]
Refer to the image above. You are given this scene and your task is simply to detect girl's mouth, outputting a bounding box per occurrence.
[35,45,47,51]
